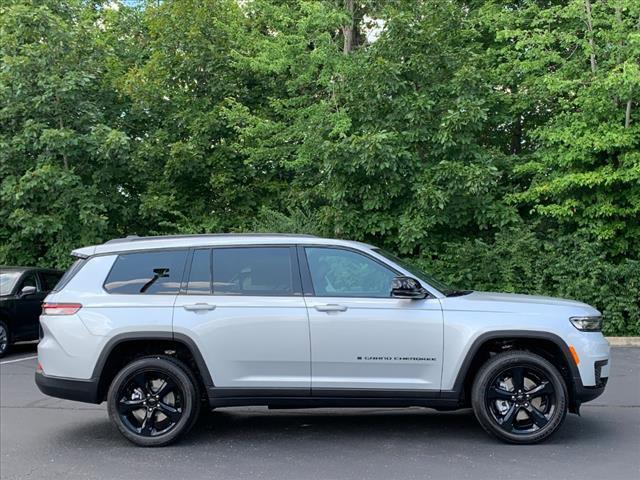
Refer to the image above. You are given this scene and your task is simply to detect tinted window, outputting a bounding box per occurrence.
[188,249,212,294]
[305,247,397,298]
[40,272,62,291]
[104,250,188,294]
[53,258,87,292]
[0,272,21,295]
[20,273,38,291]
[212,247,294,296]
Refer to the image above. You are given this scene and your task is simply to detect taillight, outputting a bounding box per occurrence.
[42,303,82,315]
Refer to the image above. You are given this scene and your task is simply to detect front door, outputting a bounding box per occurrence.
[14,272,46,340]
[173,246,311,393]
[302,246,443,393]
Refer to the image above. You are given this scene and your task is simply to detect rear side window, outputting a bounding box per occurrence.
[187,249,212,294]
[104,250,188,294]
[53,258,87,292]
[40,272,62,291]
[212,247,296,296]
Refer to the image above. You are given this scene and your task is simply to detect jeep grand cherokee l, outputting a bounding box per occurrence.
[35,234,609,446]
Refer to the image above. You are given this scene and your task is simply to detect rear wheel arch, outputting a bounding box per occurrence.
[93,332,213,402]
[452,331,579,411]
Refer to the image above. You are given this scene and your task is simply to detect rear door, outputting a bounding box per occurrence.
[173,246,311,394]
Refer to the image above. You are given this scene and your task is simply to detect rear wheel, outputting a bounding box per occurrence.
[471,350,568,444]
[0,321,10,358]
[107,356,200,447]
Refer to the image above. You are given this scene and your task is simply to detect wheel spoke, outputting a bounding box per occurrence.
[487,386,513,401]
[140,411,154,435]
[158,402,182,423]
[510,367,525,392]
[499,404,519,430]
[526,405,549,428]
[118,398,145,414]
[526,381,552,397]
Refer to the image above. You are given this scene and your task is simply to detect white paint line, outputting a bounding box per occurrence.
[0,355,37,365]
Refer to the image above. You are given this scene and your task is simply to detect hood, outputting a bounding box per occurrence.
[442,290,601,317]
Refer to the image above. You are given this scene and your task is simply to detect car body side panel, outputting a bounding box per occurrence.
[305,296,443,390]
[173,295,311,389]
[440,292,610,389]
[39,255,176,379]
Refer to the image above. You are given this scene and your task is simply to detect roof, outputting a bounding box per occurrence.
[0,266,62,273]
[73,234,374,257]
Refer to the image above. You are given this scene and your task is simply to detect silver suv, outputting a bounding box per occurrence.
[36,234,610,446]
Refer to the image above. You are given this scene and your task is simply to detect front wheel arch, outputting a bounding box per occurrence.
[452,331,579,412]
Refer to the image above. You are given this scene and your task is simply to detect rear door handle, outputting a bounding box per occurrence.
[183,303,216,312]
[314,304,348,313]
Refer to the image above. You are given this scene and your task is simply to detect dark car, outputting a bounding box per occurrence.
[0,266,63,357]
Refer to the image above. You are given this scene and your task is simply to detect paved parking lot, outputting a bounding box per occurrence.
[1,344,639,480]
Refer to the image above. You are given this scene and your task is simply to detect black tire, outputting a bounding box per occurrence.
[0,321,10,358]
[107,356,201,447]
[471,350,568,444]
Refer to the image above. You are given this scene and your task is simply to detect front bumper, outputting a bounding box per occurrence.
[35,371,101,404]
[571,359,608,411]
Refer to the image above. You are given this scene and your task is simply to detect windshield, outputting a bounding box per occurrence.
[0,271,21,296]
[373,248,456,295]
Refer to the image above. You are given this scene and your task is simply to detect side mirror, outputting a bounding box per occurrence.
[19,285,37,297]
[391,276,428,300]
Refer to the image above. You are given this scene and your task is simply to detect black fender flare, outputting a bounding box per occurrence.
[442,330,581,402]
[91,331,214,388]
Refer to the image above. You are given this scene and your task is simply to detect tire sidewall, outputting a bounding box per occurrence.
[471,351,568,444]
[0,321,10,358]
[107,356,199,447]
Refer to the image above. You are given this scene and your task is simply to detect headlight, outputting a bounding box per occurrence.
[570,316,603,331]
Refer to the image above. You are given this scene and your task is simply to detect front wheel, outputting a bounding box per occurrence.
[107,356,201,447]
[0,321,10,358]
[471,350,568,444]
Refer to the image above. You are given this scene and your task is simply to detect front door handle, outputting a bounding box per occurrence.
[183,303,216,312]
[314,304,348,313]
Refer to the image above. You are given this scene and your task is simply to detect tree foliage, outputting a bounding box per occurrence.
[1,0,638,334]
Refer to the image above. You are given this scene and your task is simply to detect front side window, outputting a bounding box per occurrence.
[104,250,188,294]
[305,247,397,298]
[212,247,294,296]
[20,273,38,291]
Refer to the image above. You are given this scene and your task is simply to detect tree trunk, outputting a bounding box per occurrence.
[342,0,355,55]
[584,0,597,74]
[511,114,523,155]
[615,5,632,128]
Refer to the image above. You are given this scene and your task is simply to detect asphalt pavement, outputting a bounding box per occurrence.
[1,343,639,480]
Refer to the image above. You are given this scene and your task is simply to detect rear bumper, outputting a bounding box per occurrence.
[35,371,101,404]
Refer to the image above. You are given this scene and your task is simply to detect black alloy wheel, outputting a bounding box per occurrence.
[472,350,568,444]
[485,365,555,435]
[107,356,200,447]
[116,370,184,437]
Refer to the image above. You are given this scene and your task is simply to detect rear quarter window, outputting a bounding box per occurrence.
[53,258,87,292]
[104,250,188,295]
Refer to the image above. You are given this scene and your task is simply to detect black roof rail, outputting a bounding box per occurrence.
[103,233,318,245]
